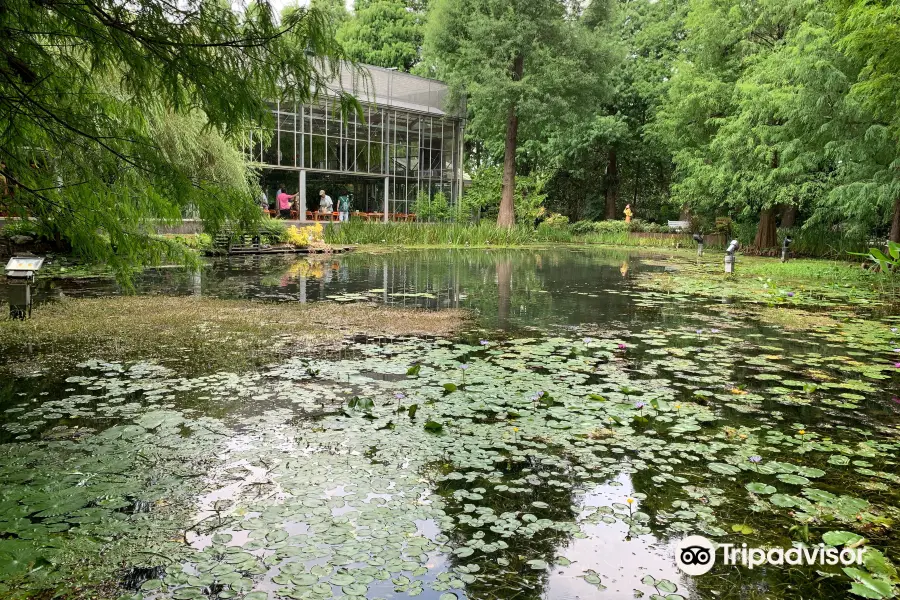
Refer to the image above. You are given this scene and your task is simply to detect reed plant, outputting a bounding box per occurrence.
[324,221,709,249]
[324,221,574,246]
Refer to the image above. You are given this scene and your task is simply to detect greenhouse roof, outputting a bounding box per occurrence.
[330,64,461,118]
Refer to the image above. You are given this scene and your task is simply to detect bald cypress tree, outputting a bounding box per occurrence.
[424,0,615,227]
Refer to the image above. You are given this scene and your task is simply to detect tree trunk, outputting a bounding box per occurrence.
[497,55,524,229]
[780,204,798,229]
[753,208,778,249]
[604,148,618,220]
[891,196,900,243]
[633,160,641,209]
[497,259,511,327]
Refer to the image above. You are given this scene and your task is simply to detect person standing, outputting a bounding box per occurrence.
[277,187,297,219]
[319,189,333,215]
[337,191,351,222]
[258,190,269,212]
[624,204,633,223]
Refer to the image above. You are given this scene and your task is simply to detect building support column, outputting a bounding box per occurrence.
[383,176,390,223]
[457,121,466,217]
[299,170,307,222]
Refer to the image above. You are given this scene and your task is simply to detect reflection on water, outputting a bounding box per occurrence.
[4,248,667,330]
[547,473,686,599]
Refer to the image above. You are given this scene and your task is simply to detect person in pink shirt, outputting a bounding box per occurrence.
[276,187,298,219]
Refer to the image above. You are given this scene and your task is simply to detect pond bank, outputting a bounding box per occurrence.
[0,297,469,374]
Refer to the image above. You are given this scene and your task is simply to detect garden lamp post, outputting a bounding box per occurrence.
[692,233,704,257]
[4,256,44,319]
[781,237,794,263]
[725,240,739,274]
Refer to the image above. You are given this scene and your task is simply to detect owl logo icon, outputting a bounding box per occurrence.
[675,536,716,576]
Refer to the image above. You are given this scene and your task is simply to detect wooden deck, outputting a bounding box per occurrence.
[220,245,355,256]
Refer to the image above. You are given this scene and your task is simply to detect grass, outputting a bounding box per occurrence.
[0,296,468,374]
[324,221,722,249]
[742,306,844,330]
[634,250,899,308]
[324,221,572,246]
[327,221,877,258]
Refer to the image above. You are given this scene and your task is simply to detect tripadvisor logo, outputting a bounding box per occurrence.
[676,536,716,576]
[675,535,867,576]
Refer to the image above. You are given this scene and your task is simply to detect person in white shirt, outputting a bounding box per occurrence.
[319,189,333,214]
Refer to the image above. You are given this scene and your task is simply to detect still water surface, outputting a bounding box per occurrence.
[1,249,898,600]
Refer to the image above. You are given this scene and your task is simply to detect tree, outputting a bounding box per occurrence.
[655,0,835,248]
[0,0,353,278]
[337,0,425,72]
[424,0,615,227]
[548,0,687,223]
[310,0,350,28]
[831,0,900,242]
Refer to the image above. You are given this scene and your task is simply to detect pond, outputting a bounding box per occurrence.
[1,248,899,600]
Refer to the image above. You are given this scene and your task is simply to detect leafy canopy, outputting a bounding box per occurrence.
[338,0,425,72]
[423,0,615,162]
[1,0,354,277]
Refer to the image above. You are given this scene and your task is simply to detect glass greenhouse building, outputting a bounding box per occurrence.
[247,65,465,220]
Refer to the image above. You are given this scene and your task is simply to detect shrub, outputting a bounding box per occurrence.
[629,219,672,234]
[570,220,596,235]
[285,223,324,248]
[587,220,629,234]
[258,218,287,244]
[541,213,569,228]
[571,219,676,235]
[164,234,213,251]
[1,218,52,241]
[413,191,452,222]
[285,226,308,248]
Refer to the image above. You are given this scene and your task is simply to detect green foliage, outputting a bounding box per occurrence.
[656,1,824,219]
[423,0,616,224]
[309,0,350,28]
[0,219,50,242]
[324,219,714,249]
[324,221,570,246]
[547,0,687,223]
[571,220,629,236]
[540,213,569,229]
[413,191,453,222]
[650,0,900,245]
[337,0,424,72]
[0,0,354,281]
[571,219,676,235]
[163,234,213,252]
[835,0,900,137]
[254,217,288,244]
[728,223,870,259]
[852,242,900,274]
[461,167,549,225]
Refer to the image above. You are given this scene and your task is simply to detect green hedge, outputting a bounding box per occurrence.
[570,219,676,235]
